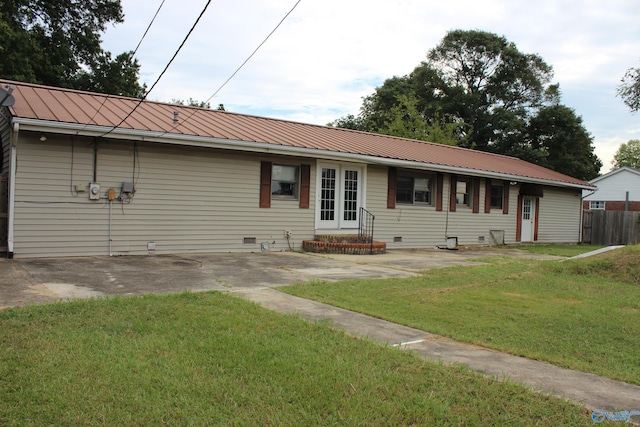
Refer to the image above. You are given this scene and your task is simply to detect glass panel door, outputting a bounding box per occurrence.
[316,164,363,229]
[341,169,359,228]
[521,197,534,242]
[319,167,338,228]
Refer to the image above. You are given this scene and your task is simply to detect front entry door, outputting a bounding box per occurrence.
[521,196,536,242]
[316,163,363,229]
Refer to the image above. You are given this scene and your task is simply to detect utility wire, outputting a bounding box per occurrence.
[154,0,303,138]
[99,0,213,137]
[131,0,166,59]
[81,0,167,132]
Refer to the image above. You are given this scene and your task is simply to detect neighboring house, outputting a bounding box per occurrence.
[0,80,593,258]
[583,167,640,211]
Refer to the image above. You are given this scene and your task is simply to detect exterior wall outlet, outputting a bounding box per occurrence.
[285,230,292,238]
[147,242,156,250]
[89,183,100,200]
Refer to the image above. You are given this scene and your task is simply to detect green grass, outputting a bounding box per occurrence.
[281,245,640,385]
[509,243,605,257]
[0,292,597,426]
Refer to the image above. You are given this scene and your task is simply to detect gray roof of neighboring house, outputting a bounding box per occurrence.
[589,166,640,184]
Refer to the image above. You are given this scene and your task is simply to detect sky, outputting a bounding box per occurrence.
[101,0,640,173]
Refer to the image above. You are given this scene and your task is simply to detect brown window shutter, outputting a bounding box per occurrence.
[503,182,509,214]
[484,179,491,213]
[387,167,396,209]
[449,174,457,212]
[534,198,539,241]
[259,161,272,208]
[472,178,480,213]
[436,173,443,211]
[515,195,522,242]
[299,164,310,209]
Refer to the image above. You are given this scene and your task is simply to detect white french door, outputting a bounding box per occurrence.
[316,163,363,229]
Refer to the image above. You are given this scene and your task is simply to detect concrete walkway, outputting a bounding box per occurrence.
[233,287,640,413]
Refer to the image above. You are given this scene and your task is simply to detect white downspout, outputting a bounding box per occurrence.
[7,122,18,258]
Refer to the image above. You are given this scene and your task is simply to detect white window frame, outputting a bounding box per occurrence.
[396,173,434,206]
[271,164,299,200]
[490,184,504,209]
[456,178,471,206]
[589,200,605,210]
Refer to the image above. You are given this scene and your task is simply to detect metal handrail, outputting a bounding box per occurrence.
[358,207,376,254]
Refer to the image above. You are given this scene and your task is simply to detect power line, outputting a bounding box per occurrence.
[155,0,303,138]
[81,0,167,132]
[131,0,166,59]
[99,0,213,137]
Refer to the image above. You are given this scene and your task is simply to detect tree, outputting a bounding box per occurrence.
[75,51,145,97]
[330,29,601,179]
[617,65,640,112]
[526,105,602,180]
[171,98,211,109]
[0,0,145,97]
[613,139,640,169]
[426,29,559,150]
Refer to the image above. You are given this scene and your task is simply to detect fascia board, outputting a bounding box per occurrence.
[13,117,594,190]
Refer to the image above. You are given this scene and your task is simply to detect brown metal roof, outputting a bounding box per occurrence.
[3,80,592,188]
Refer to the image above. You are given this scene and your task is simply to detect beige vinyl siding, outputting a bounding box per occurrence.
[366,166,518,248]
[535,186,581,243]
[13,133,315,257]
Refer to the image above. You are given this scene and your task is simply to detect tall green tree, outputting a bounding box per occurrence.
[0,0,145,97]
[426,29,559,150]
[331,29,601,180]
[613,139,640,169]
[526,105,602,180]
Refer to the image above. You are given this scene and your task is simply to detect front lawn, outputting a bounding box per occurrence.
[281,245,640,385]
[0,292,597,426]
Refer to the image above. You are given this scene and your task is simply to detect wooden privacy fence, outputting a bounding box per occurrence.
[0,176,7,252]
[583,210,640,245]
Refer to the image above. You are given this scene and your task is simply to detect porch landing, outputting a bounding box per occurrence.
[302,234,387,255]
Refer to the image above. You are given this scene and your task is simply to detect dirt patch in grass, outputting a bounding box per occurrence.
[503,292,528,298]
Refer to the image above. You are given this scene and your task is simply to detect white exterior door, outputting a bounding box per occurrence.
[316,163,363,229]
[521,197,535,242]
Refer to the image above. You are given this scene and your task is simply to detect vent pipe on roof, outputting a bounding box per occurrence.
[173,111,179,124]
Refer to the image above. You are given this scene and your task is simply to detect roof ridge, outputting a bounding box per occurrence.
[0,79,136,101]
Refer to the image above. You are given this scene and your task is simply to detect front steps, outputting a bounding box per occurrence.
[302,234,386,255]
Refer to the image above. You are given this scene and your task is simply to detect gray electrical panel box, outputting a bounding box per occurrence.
[122,181,134,193]
[89,183,101,200]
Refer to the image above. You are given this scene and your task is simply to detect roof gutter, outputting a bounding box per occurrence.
[13,117,594,190]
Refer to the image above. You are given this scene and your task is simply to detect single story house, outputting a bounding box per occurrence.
[583,167,640,211]
[1,80,593,258]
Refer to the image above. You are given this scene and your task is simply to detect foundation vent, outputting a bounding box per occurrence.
[243,237,257,244]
